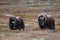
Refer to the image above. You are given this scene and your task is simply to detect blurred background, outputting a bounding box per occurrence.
[0,0,60,40]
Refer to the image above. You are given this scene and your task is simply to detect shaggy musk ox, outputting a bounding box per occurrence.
[38,13,55,30]
[9,17,25,30]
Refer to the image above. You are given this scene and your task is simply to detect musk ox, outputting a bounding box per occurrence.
[38,13,55,30]
[9,16,25,30]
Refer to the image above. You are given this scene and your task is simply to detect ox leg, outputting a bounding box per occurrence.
[49,21,55,30]
[40,25,46,30]
[21,20,25,31]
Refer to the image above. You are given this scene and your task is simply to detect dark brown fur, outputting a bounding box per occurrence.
[38,13,55,30]
[9,17,25,30]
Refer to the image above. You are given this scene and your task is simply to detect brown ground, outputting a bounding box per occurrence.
[0,1,60,39]
[0,12,60,40]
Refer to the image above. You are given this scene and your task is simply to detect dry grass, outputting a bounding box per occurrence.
[0,13,8,18]
[0,7,60,40]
